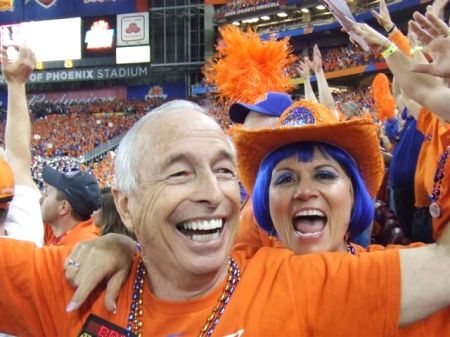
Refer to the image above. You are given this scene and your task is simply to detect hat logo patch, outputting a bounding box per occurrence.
[281,106,315,127]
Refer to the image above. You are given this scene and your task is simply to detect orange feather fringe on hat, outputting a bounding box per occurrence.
[370,73,396,122]
[203,25,297,104]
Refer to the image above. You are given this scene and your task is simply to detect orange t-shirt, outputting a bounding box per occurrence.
[354,242,450,337]
[414,108,448,208]
[236,201,450,337]
[0,239,401,337]
[44,219,99,246]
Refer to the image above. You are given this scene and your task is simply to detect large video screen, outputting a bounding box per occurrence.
[0,18,81,62]
[82,16,117,58]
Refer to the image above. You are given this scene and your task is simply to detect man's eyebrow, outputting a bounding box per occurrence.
[161,153,190,169]
[161,149,235,169]
[215,149,236,164]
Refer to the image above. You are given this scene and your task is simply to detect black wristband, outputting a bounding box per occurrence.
[386,25,395,34]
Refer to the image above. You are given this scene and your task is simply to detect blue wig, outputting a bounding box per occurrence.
[252,142,374,239]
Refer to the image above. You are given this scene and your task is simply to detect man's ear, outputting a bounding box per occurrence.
[59,199,71,216]
[112,187,134,231]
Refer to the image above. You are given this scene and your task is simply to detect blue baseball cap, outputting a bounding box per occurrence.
[228,92,293,124]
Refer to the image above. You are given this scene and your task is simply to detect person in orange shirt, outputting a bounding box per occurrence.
[233,99,450,336]
[347,15,450,242]
[2,100,450,336]
[41,166,101,246]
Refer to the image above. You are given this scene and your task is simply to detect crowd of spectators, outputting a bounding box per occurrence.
[320,44,381,72]
[334,86,375,118]
[289,43,382,77]
[0,98,167,158]
[5,88,375,190]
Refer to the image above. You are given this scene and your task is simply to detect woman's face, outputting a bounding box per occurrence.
[268,148,353,255]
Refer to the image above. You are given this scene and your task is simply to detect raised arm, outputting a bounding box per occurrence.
[296,58,318,103]
[309,45,339,119]
[349,20,450,122]
[2,44,37,188]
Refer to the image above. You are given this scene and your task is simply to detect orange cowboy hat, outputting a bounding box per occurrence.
[232,100,384,198]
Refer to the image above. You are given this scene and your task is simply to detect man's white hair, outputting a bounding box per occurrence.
[114,100,210,194]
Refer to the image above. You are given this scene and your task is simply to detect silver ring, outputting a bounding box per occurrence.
[67,258,81,269]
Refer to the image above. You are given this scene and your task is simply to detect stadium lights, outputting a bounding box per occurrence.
[261,16,271,20]
[277,12,288,17]
[316,5,326,10]
[232,21,240,26]
[301,8,310,13]
[64,60,73,68]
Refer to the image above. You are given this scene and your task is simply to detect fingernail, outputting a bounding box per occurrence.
[66,301,77,312]
[112,303,117,314]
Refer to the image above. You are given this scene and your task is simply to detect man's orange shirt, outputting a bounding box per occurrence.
[0,239,402,337]
[44,219,99,246]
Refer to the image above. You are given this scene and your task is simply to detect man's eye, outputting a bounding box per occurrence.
[217,168,234,175]
[170,171,188,178]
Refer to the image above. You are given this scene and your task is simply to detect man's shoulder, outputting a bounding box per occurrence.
[61,219,100,246]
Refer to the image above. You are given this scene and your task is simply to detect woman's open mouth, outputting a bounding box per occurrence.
[292,209,327,239]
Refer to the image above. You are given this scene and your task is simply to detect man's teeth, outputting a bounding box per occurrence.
[178,219,224,242]
[182,219,223,231]
[294,209,325,217]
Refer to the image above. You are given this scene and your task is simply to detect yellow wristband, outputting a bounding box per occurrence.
[409,46,423,55]
[381,43,399,59]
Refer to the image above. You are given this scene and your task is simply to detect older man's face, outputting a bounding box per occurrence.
[126,110,240,277]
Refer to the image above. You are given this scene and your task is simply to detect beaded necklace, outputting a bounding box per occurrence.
[429,146,449,218]
[127,257,240,337]
[346,242,356,255]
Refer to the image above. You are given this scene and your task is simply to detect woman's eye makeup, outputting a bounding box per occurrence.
[273,172,294,185]
[315,168,339,180]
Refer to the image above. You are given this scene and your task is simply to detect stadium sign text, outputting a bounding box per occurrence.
[0,65,150,84]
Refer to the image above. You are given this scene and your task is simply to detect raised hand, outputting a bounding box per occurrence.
[370,0,395,32]
[409,11,450,77]
[0,43,35,84]
[348,22,391,49]
[296,59,311,80]
[310,44,323,73]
